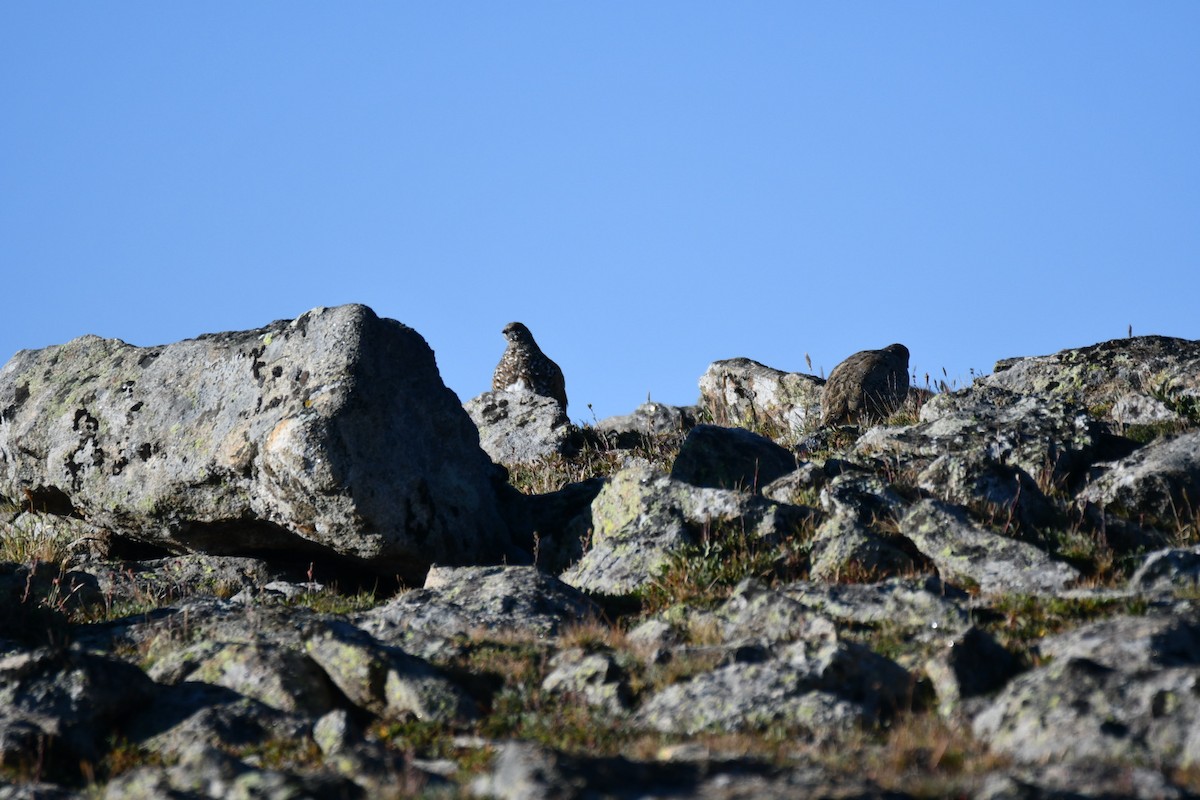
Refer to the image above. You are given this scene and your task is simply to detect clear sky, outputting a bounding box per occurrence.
[3,4,1198,422]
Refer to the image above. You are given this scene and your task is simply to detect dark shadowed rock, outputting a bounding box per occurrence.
[923,626,1019,717]
[670,424,797,491]
[0,304,508,575]
[0,647,156,770]
[496,476,604,573]
[698,358,825,439]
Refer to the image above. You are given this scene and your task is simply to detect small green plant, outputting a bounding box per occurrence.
[506,430,685,496]
[637,519,810,614]
[980,593,1150,659]
[0,512,87,565]
[1148,380,1200,427]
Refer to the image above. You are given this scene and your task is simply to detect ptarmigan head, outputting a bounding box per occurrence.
[883,343,910,366]
[502,322,536,346]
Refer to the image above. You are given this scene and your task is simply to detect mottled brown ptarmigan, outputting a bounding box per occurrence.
[492,322,568,412]
[820,343,910,426]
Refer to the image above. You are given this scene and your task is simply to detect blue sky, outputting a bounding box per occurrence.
[3,4,1198,421]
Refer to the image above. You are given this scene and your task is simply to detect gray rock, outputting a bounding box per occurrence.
[807,513,917,583]
[973,613,1200,770]
[923,626,1019,717]
[469,741,908,800]
[559,465,815,596]
[101,743,364,800]
[304,619,476,723]
[541,648,632,715]
[355,565,599,658]
[469,741,575,800]
[187,640,339,718]
[635,634,911,736]
[1077,431,1200,528]
[464,390,576,466]
[818,472,907,522]
[984,335,1200,425]
[975,763,1194,800]
[900,500,1079,595]
[129,681,312,760]
[1130,546,1200,594]
[698,358,824,439]
[595,402,697,448]
[779,577,971,637]
[0,304,508,574]
[710,579,834,648]
[312,708,356,755]
[916,452,1056,531]
[760,461,827,506]
[670,424,797,492]
[972,656,1200,768]
[1036,614,1200,671]
[0,785,81,800]
[858,385,1124,490]
[0,646,155,771]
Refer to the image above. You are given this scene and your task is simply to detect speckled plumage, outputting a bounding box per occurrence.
[492,322,568,411]
[820,343,910,426]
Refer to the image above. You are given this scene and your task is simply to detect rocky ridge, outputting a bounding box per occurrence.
[0,308,1198,798]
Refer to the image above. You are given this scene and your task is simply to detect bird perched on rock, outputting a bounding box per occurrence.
[492,322,568,412]
[820,343,910,426]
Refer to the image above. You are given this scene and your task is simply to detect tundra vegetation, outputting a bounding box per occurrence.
[1,307,1199,798]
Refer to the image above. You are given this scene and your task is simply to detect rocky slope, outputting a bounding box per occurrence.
[1,306,1199,798]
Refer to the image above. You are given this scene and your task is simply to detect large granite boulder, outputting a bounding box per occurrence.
[982,335,1200,425]
[0,304,507,573]
[698,358,824,439]
[559,464,816,596]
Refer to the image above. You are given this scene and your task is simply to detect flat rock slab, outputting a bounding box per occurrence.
[0,304,506,572]
[983,335,1200,425]
[900,499,1080,595]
